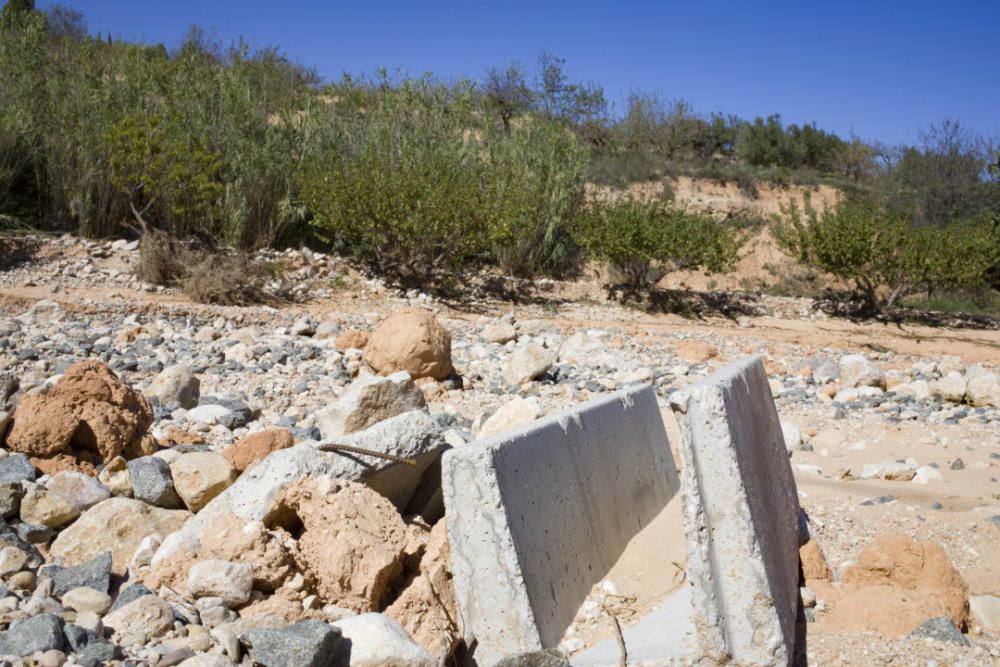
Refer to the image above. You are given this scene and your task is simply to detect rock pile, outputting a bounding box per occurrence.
[0,306,461,665]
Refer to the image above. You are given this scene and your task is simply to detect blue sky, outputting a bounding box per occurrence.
[38,0,1000,145]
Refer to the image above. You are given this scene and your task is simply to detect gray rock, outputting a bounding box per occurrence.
[128,457,182,508]
[0,613,64,656]
[314,372,426,440]
[40,550,112,597]
[0,453,36,484]
[147,365,201,409]
[0,372,18,406]
[0,483,23,519]
[109,582,154,612]
[240,619,340,667]
[493,650,571,667]
[909,616,970,646]
[64,623,121,664]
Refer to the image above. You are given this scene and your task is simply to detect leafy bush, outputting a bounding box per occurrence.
[776,195,1000,311]
[300,78,493,287]
[107,111,223,234]
[301,76,589,286]
[575,196,743,300]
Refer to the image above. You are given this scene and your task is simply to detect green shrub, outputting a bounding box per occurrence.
[300,78,493,287]
[107,111,223,234]
[301,77,589,286]
[575,196,743,300]
[776,196,1000,311]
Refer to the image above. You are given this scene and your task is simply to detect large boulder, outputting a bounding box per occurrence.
[50,497,190,575]
[931,372,967,404]
[188,559,253,608]
[504,345,553,386]
[103,594,175,644]
[967,371,1000,407]
[365,309,454,381]
[822,534,968,636]
[240,620,341,667]
[332,613,436,667]
[170,452,237,512]
[478,397,542,439]
[385,521,461,659]
[6,360,154,463]
[314,372,426,440]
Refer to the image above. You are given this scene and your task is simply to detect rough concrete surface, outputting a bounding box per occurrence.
[669,356,802,666]
[443,384,679,665]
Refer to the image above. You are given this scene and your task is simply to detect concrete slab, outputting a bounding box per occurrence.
[571,585,693,666]
[443,385,679,665]
[669,356,802,666]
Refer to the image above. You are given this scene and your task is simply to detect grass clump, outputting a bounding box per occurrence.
[137,228,265,305]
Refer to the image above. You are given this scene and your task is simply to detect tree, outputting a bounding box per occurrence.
[877,120,996,226]
[776,195,1000,311]
[836,134,877,183]
[482,63,533,132]
[43,4,86,40]
[534,51,606,126]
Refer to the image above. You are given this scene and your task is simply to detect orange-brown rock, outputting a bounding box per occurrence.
[674,340,719,363]
[822,534,968,636]
[385,521,461,660]
[364,309,453,381]
[223,429,295,472]
[6,360,154,463]
[800,539,831,582]
[268,477,409,612]
[143,512,295,594]
[158,426,206,448]
[200,514,295,592]
[334,330,369,352]
[30,454,99,477]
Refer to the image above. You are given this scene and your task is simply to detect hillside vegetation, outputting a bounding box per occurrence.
[1,1,998,314]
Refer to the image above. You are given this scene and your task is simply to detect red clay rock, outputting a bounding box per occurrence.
[268,477,410,612]
[364,309,454,381]
[223,429,295,472]
[800,539,832,582]
[334,330,369,352]
[7,360,154,463]
[385,521,461,660]
[822,534,968,636]
[674,340,719,363]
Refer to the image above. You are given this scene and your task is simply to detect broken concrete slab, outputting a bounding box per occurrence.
[669,356,802,666]
[443,384,679,665]
[151,410,443,565]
